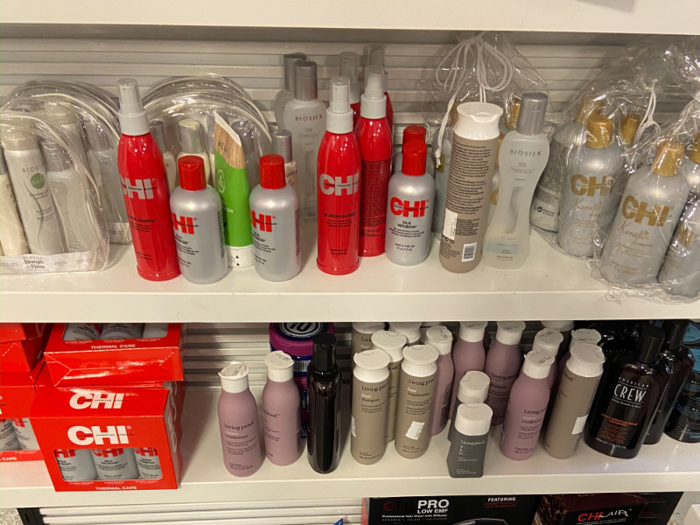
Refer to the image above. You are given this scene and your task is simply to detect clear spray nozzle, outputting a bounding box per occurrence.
[366,44,386,68]
[117,78,149,136]
[330,77,350,113]
[364,65,385,100]
[340,52,359,85]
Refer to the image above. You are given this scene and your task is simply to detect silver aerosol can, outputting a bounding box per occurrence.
[249,154,300,281]
[170,155,227,284]
[600,141,690,286]
[385,141,435,265]
[558,114,623,257]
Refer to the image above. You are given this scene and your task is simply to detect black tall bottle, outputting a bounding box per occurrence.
[585,325,670,459]
[645,320,694,444]
[307,333,342,474]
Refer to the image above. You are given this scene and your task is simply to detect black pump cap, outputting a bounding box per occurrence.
[312,333,337,372]
[637,325,666,364]
[661,319,689,351]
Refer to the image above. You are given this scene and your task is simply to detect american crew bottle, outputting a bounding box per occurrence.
[447,403,493,478]
[600,141,690,286]
[274,53,306,129]
[263,351,302,466]
[532,328,564,391]
[544,343,605,459]
[272,130,298,191]
[585,325,670,459]
[177,119,211,184]
[356,65,392,256]
[339,52,361,129]
[392,125,434,176]
[450,321,488,415]
[307,333,342,474]
[317,76,362,275]
[150,119,178,191]
[388,322,421,346]
[55,449,98,481]
[351,322,385,366]
[92,448,139,480]
[170,155,227,284]
[117,78,180,281]
[395,345,439,459]
[484,321,526,425]
[0,145,29,256]
[426,326,455,436]
[218,362,263,477]
[370,330,407,443]
[352,350,390,465]
[448,370,490,442]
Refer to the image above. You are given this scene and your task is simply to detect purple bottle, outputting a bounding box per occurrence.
[484,321,526,425]
[426,326,455,436]
[218,362,263,477]
[450,321,488,416]
[263,351,302,466]
[500,348,555,460]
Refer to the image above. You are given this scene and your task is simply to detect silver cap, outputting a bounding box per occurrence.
[178,119,203,154]
[283,53,306,92]
[150,119,168,153]
[0,146,7,175]
[84,120,111,152]
[294,60,318,101]
[272,129,293,163]
[42,141,71,172]
[515,92,548,136]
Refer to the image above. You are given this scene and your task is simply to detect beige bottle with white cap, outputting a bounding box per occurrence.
[532,328,565,391]
[395,345,439,459]
[371,330,408,443]
[352,350,390,465]
[559,328,602,378]
[541,320,574,358]
[426,326,455,436]
[447,403,493,478]
[388,322,422,346]
[351,322,385,366]
[448,370,490,442]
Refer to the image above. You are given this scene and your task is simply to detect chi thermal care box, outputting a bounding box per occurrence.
[0,323,50,372]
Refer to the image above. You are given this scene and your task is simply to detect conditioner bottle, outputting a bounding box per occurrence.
[370,330,407,443]
[447,403,493,478]
[263,352,302,466]
[484,321,526,425]
[448,370,490,442]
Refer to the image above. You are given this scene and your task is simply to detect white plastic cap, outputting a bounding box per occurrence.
[402,344,438,378]
[371,330,407,362]
[327,76,354,135]
[532,328,564,356]
[459,321,488,343]
[219,361,250,393]
[339,52,360,104]
[457,370,490,404]
[388,322,421,344]
[117,78,149,136]
[455,403,493,437]
[353,322,385,334]
[571,328,602,346]
[426,326,453,355]
[683,504,700,525]
[265,351,294,382]
[522,349,555,379]
[454,102,502,140]
[353,349,390,384]
[361,65,387,120]
[542,320,574,332]
[567,343,605,378]
[44,101,77,125]
[495,321,526,345]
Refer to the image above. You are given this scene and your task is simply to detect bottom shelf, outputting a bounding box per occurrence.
[2,388,699,508]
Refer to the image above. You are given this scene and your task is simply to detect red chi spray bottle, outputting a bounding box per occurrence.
[317,77,362,275]
[355,66,392,256]
[117,78,180,281]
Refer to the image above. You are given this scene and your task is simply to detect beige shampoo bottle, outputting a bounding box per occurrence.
[371,330,408,443]
[351,350,390,465]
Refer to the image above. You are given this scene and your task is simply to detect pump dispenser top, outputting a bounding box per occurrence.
[117,78,149,136]
[327,76,353,134]
[312,333,338,372]
[339,52,360,104]
[361,65,387,119]
[637,325,666,364]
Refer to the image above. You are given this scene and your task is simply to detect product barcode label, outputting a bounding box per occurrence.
[572,415,588,434]
[406,421,424,440]
[461,242,477,262]
[443,208,458,240]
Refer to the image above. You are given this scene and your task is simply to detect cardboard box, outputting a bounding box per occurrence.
[0,324,50,372]
[534,494,646,525]
[44,324,185,386]
[31,386,182,491]
[0,323,46,344]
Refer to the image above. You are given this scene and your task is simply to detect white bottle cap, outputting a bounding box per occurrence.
[402,344,438,377]
[219,361,250,393]
[371,330,407,362]
[265,351,294,382]
[683,504,700,525]
[567,344,605,378]
[388,322,421,344]
[542,320,574,332]
[326,76,354,135]
[360,65,387,120]
[571,328,602,346]
[495,321,526,345]
[117,78,149,136]
[339,52,360,105]
[354,349,390,383]
[454,102,502,140]
[532,329,564,356]
[459,321,488,343]
[178,119,204,154]
[44,101,77,126]
[353,322,385,334]
[457,370,490,404]
[522,349,555,379]
[455,403,493,437]
[426,326,453,355]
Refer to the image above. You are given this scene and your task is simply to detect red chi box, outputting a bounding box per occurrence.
[0,324,50,372]
[0,360,45,461]
[31,386,181,491]
[44,324,185,386]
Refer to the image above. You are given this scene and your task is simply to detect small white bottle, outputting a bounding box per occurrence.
[0,145,29,255]
[178,119,211,184]
[483,93,550,269]
[0,419,20,451]
[274,52,307,129]
[54,449,98,481]
[151,119,178,191]
[44,101,86,157]
[489,97,521,225]
[272,130,298,191]
[134,447,163,479]
[142,323,169,339]
[63,323,102,341]
[11,418,40,450]
[92,448,139,480]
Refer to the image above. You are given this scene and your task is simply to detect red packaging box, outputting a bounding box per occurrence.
[0,360,45,461]
[44,324,185,386]
[0,324,50,372]
[31,386,181,491]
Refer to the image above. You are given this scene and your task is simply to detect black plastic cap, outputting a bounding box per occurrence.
[637,325,666,364]
[312,333,337,372]
[661,319,690,351]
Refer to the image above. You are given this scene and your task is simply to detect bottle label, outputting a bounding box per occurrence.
[359,159,391,255]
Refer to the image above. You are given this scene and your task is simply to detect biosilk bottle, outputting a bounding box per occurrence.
[483,93,550,269]
[283,60,326,223]
[448,370,490,442]
[0,145,29,255]
[352,350,390,465]
[272,130,298,191]
[484,321,526,425]
[92,448,138,480]
[178,119,211,184]
[218,362,263,477]
[10,418,39,450]
[450,321,488,415]
[488,97,520,225]
[339,52,361,129]
[558,114,623,257]
[426,325,455,436]
[394,345,439,459]
[274,52,306,129]
[44,102,86,156]
[388,322,421,346]
[439,102,502,273]
[385,141,435,265]
[351,322,385,366]
[150,120,178,191]
[263,351,302,466]
[370,330,407,443]
[447,403,492,478]
[134,447,162,479]
[392,125,434,176]
[600,141,690,286]
[54,449,98,481]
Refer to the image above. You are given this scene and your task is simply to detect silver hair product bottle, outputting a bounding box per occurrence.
[178,119,211,184]
[600,141,690,286]
[272,130,298,191]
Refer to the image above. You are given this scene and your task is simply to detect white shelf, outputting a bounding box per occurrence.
[2,387,699,509]
[1,232,698,323]
[3,0,700,35]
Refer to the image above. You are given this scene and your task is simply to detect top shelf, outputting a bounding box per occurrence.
[2,0,700,35]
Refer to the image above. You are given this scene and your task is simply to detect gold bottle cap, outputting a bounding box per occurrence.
[575,96,603,124]
[620,114,642,145]
[585,114,614,149]
[687,133,700,164]
[651,140,685,177]
[505,95,521,130]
